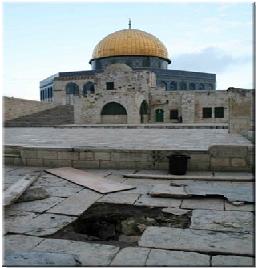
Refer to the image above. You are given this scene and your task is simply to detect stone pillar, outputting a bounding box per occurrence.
[181,93,195,123]
[228,88,254,138]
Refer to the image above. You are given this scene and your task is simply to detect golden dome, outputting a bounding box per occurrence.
[91,29,170,62]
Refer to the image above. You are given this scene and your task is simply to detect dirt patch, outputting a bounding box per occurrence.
[49,203,191,247]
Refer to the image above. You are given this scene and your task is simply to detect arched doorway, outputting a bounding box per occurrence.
[139,100,148,123]
[101,102,127,124]
[65,82,79,104]
[155,109,164,122]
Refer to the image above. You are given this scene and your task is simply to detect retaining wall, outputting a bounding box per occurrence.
[4,144,253,172]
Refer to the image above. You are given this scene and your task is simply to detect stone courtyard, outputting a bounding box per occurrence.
[3,165,254,266]
[4,126,251,150]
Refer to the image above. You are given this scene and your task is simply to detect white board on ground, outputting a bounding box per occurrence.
[46,167,135,194]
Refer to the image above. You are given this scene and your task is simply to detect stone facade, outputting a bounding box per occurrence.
[49,64,227,124]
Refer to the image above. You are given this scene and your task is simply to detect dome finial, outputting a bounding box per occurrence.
[128,18,131,29]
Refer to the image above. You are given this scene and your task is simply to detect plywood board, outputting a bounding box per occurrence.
[46,167,135,194]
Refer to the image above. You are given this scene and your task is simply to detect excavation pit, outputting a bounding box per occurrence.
[49,203,192,247]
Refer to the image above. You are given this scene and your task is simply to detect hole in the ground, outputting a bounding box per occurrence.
[48,203,192,247]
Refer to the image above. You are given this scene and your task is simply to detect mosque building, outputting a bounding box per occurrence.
[39,22,230,124]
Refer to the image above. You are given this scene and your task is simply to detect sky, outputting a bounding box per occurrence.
[2,1,253,100]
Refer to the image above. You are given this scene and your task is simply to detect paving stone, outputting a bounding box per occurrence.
[4,251,81,266]
[191,209,253,233]
[135,195,182,208]
[5,209,76,236]
[124,178,171,186]
[34,238,119,266]
[97,192,140,205]
[4,234,44,252]
[225,200,254,211]
[123,184,153,194]
[46,185,83,198]
[24,213,77,236]
[33,174,74,187]
[181,198,224,210]
[18,186,50,202]
[185,181,253,202]
[139,226,253,256]
[10,197,64,213]
[146,249,210,266]
[5,210,38,234]
[111,247,150,266]
[212,255,254,266]
[5,167,42,176]
[162,207,190,216]
[4,175,24,185]
[48,188,102,216]
[149,184,190,198]
[135,169,169,175]
[46,167,135,194]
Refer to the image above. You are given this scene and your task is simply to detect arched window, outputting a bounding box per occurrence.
[65,82,79,95]
[189,83,196,90]
[199,83,205,90]
[155,109,164,122]
[140,100,148,123]
[170,81,177,90]
[83,82,95,96]
[160,81,167,90]
[101,102,127,115]
[179,82,187,90]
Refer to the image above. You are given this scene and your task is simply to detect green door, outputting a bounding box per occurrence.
[155,109,164,122]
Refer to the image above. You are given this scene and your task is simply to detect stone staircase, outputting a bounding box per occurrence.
[5,105,74,127]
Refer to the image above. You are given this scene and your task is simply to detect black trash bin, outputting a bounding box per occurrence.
[167,154,191,175]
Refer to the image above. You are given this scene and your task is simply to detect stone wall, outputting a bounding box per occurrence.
[50,64,235,125]
[3,97,57,121]
[5,144,253,172]
[228,88,254,137]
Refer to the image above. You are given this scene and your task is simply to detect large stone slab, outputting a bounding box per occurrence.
[48,189,102,216]
[135,195,182,208]
[4,174,39,206]
[4,234,44,252]
[34,238,119,266]
[97,192,140,205]
[46,167,135,194]
[185,181,253,202]
[5,211,76,236]
[212,255,254,266]
[5,210,38,234]
[149,184,190,198]
[139,226,253,256]
[191,209,253,233]
[10,197,64,213]
[162,207,190,216]
[46,185,83,198]
[146,249,210,266]
[181,197,224,210]
[25,213,77,236]
[225,200,254,212]
[33,174,72,187]
[110,247,150,266]
[4,251,81,266]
